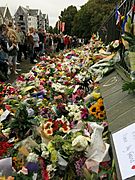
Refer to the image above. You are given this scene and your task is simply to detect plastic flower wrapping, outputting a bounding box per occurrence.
[0,36,118,179]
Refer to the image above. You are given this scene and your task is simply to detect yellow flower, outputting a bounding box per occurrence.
[97,98,103,105]
[59,71,63,76]
[97,111,106,120]
[89,104,97,115]
[51,149,58,163]
[91,91,101,99]
[96,104,104,112]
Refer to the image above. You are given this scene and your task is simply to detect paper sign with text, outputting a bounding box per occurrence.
[112,123,135,180]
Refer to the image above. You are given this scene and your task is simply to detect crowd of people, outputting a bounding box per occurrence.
[0,22,85,82]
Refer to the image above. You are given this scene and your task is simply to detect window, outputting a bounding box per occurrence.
[19,15,23,21]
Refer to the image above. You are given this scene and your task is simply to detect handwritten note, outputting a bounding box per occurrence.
[112,123,135,180]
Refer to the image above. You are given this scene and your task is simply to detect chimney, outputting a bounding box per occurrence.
[26,6,29,10]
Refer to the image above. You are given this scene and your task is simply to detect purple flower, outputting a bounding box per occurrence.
[75,157,86,176]
[26,162,39,173]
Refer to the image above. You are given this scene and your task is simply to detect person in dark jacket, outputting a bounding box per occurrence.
[0,24,9,80]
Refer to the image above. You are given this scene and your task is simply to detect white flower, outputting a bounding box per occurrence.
[73,111,81,121]
[47,164,56,172]
[41,151,49,158]
[2,128,10,138]
[72,135,90,151]
[27,153,39,163]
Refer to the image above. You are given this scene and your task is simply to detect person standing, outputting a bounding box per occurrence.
[16,25,26,62]
[7,34,19,74]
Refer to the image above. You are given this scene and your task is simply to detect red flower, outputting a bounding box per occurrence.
[0,141,13,157]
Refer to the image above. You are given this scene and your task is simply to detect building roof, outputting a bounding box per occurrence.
[21,6,28,14]
[0,7,6,16]
[28,9,40,16]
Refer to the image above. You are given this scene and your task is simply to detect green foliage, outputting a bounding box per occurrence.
[72,0,119,38]
[122,81,135,94]
[122,32,135,52]
[8,103,36,139]
[13,172,33,180]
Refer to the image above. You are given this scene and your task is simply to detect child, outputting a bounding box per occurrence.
[7,35,19,74]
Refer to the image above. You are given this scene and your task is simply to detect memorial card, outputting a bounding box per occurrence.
[112,123,135,180]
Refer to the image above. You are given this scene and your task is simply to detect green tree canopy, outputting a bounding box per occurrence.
[58,5,77,35]
[71,0,121,38]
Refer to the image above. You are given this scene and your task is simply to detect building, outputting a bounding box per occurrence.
[43,14,49,32]
[0,6,12,25]
[14,6,49,32]
[14,6,28,32]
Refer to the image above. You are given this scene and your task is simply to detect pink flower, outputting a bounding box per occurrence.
[81,108,89,119]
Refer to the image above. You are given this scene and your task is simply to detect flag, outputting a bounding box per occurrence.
[61,22,65,32]
[57,21,62,31]
[121,15,128,34]
[115,5,121,25]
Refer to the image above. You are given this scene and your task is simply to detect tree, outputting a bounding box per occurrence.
[71,0,121,38]
[58,5,77,35]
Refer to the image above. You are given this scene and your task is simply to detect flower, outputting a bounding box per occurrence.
[26,162,39,173]
[72,135,90,151]
[91,91,101,99]
[81,108,89,119]
[59,125,70,133]
[97,111,106,120]
[0,109,4,115]
[27,153,39,163]
[44,121,53,129]
[89,104,97,115]
[97,98,103,105]
[44,128,53,136]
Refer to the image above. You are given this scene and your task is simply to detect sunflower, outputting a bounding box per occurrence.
[89,104,97,115]
[97,111,106,120]
[96,103,104,112]
[97,98,103,105]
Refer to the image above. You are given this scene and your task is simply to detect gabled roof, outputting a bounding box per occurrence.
[0,7,6,16]
[21,6,28,14]
[28,9,40,16]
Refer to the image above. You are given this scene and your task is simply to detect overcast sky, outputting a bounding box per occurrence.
[0,0,88,27]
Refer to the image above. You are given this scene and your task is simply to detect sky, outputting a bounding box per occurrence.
[0,0,88,27]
